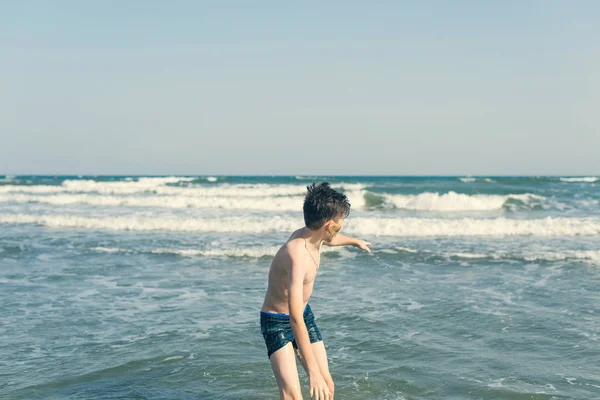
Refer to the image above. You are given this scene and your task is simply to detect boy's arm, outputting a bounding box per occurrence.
[287,250,331,397]
[323,233,372,253]
[288,252,320,373]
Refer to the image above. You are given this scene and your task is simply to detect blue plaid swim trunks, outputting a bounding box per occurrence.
[260,303,323,358]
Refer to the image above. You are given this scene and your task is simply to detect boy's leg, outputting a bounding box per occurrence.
[295,341,334,398]
[297,304,333,397]
[269,342,303,400]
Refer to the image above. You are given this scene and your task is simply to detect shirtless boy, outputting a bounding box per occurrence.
[260,182,372,400]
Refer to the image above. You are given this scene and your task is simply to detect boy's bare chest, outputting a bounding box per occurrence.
[303,268,318,284]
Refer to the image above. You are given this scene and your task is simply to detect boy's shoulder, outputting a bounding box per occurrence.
[279,234,307,262]
[281,237,302,254]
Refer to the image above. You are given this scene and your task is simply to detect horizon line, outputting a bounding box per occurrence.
[2,174,598,178]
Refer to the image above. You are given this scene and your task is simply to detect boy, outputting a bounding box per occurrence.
[260,182,372,400]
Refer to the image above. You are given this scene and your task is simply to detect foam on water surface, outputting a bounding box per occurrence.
[3,213,600,237]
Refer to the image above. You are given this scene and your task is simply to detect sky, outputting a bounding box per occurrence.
[1,1,598,176]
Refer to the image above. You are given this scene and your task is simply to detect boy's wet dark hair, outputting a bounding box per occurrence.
[303,182,351,230]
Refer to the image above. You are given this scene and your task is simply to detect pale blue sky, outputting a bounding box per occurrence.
[1,1,598,175]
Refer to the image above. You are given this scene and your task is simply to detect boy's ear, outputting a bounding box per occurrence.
[322,219,334,231]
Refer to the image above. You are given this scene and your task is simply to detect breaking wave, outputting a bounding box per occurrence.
[0,193,305,211]
[0,179,363,197]
[383,192,545,211]
[0,183,550,213]
[2,214,599,237]
[560,177,598,183]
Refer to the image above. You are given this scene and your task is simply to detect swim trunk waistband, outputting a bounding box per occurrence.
[260,304,309,318]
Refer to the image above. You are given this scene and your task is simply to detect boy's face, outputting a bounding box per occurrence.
[325,217,344,240]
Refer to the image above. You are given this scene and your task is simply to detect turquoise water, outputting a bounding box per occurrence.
[1,175,599,399]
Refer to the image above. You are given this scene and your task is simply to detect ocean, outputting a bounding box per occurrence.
[1,175,599,399]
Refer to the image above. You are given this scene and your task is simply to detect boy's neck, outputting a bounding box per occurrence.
[302,226,323,246]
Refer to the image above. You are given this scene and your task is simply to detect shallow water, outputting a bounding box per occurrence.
[1,175,599,399]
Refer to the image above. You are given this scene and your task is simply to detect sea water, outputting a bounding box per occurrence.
[1,175,599,399]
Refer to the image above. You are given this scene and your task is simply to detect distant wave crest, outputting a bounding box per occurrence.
[383,192,544,211]
[560,177,598,183]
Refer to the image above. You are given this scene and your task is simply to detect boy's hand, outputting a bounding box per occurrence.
[309,370,332,399]
[353,239,372,253]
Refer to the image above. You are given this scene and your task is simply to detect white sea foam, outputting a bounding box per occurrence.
[0,180,362,197]
[460,177,495,183]
[91,247,122,253]
[523,250,600,263]
[92,246,278,258]
[560,177,598,183]
[344,189,367,209]
[0,189,546,212]
[0,214,297,233]
[91,245,340,258]
[63,177,195,192]
[162,356,184,362]
[449,252,488,259]
[576,199,599,208]
[0,185,65,194]
[406,299,424,310]
[0,183,310,200]
[487,378,505,388]
[347,216,600,237]
[0,193,305,211]
[395,246,419,253]
[332,183,367,191]
[2,213,599,237]
[0,180,554,213]
[0,177,193,195]
[389,247,600,264]
[377,248,399,254]
[206,177,218,182]
[383,192,544,211]
[0,181,371,210]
